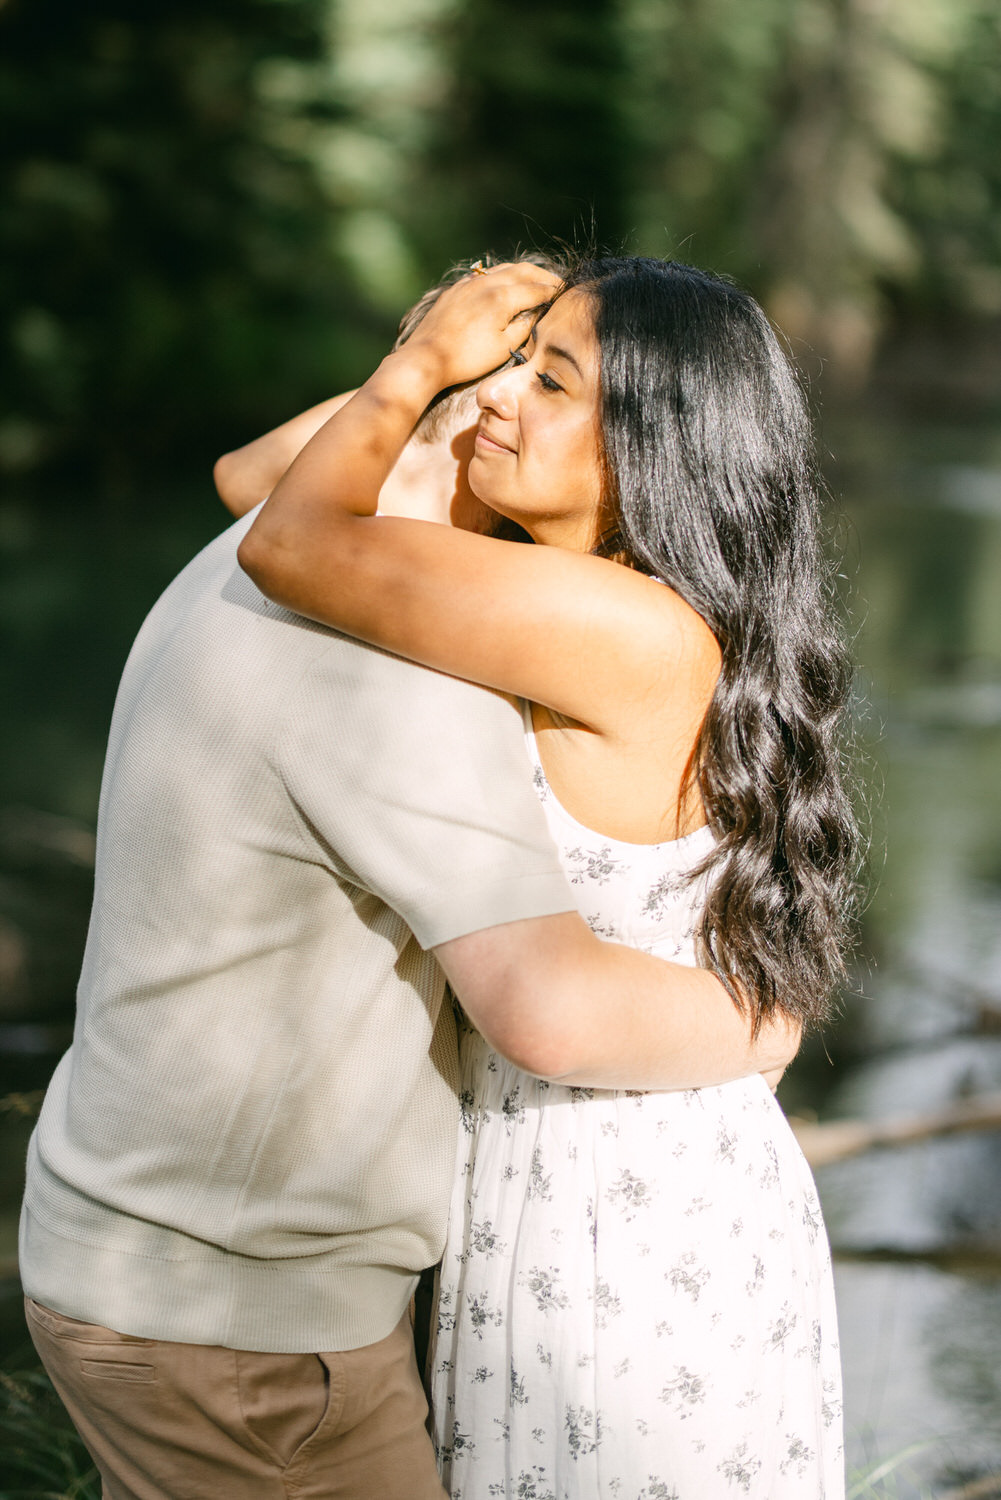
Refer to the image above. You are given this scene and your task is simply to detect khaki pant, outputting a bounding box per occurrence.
[26,1298,446,1500]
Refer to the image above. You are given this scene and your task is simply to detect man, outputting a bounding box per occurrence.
[21,261,798,1499]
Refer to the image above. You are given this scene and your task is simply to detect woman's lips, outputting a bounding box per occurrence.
[475,428,515,454]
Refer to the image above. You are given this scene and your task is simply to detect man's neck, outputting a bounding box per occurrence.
[377,424,497,533]
[377,434,461,524]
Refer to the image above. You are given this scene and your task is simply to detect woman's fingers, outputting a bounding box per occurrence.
[400,262,562,388]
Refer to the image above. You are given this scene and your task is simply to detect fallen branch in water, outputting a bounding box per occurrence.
[937,1474,1001,1500]
[790,1091,1001,1167]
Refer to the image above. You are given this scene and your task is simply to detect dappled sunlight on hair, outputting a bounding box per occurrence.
[559,256,863,1032]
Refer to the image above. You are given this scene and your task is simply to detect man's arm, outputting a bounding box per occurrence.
[214,392,356,518]
[279,615,796,1094]
[434,912,801,1091]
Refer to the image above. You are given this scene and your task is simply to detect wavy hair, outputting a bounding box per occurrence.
[562,256,861,1031]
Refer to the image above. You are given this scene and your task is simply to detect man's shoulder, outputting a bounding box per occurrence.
[158,512,521,737]
[146,513,342,667]
[280,636,523,783]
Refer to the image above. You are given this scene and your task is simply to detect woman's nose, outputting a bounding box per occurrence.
[476,361,519,419]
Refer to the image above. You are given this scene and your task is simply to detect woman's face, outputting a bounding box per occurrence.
[469,288,605,550]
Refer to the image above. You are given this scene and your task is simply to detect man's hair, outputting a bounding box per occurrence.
[394,252,564,443]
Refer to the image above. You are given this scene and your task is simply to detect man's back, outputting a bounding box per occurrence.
[20,510,571,1353]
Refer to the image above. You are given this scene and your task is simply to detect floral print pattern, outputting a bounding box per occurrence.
[430,712,844,1498]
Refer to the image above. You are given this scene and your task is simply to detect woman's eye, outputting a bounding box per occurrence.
[508,347,561,393]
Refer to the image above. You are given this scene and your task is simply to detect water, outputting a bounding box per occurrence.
[808,418,1001,1494]
[2,426,1001,1491]
[838,1259,1001,1495]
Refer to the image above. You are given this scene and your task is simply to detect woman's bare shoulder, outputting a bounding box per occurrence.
[584,560,721,697]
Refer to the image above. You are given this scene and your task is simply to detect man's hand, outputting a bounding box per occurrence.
[393,262,562,393]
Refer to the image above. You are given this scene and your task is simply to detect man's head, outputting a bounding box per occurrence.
[377,252,563,537]
[394,252,565,448]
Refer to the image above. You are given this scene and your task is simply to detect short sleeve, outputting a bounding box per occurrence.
[277,637,574,949]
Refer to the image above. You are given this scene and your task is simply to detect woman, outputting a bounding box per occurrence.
[239,257,860,1498]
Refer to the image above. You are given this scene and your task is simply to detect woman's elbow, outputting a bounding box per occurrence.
[477,979,585,1082]
[488,1031,581,1083]
[236,524,282,600]
[757,1008,803,1074]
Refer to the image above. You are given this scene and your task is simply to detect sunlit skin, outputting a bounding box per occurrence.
[468,290,714,843]
[239,267,721,845]
[236,264,800,1090]
[469,289,606,553]
[214,385,493,532]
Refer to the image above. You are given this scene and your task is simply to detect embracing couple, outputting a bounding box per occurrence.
[20,254,859,1499]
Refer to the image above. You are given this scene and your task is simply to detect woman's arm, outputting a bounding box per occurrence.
[434,913,802,1090]
[214,391,356,518]
[241,268,803,1087]
[238,265,716,735]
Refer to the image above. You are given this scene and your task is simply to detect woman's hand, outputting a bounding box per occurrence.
[392,261,562,392]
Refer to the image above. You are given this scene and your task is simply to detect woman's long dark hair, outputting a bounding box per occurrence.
[563,256,862,1031]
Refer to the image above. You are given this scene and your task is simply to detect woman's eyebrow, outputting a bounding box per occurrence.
[542,342,583,377]
[527,327,583,377]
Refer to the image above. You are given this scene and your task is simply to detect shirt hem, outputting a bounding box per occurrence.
[19,1203,418,1354]
[403,868,576,950]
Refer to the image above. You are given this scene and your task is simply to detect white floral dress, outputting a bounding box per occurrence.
[429,710,844,1500]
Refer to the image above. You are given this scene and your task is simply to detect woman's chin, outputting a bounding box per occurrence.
[467,466,503,511]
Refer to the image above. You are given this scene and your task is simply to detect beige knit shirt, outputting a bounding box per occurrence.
[19,511,573,1353]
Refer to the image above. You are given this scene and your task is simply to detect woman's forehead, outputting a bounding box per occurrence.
[536,285,593,331]
[531,288,598,369]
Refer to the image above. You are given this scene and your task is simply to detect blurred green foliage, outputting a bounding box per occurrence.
[893,2,1001,313]
[2,0,1001,496]
[0,0,379,491]
[0,1365,98,1498]
[413,0,629,254]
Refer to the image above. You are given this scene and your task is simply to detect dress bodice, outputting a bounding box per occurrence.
[523,704,715,961]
